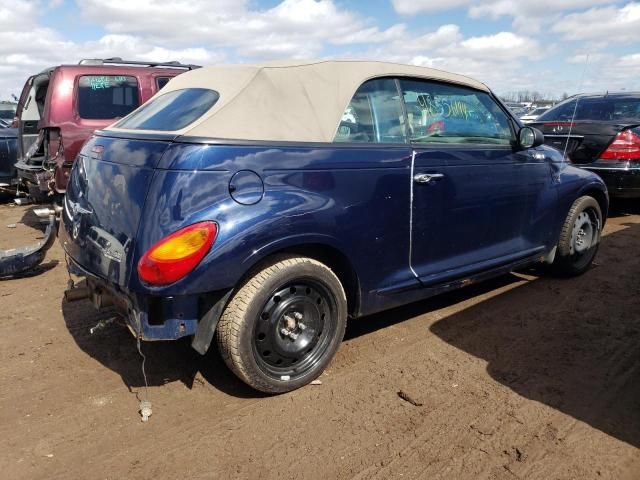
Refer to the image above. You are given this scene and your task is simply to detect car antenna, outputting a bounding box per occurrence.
[562,54,590,162]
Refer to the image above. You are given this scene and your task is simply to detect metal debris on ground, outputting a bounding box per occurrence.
[310,379,323,385]
[139,400,152,422]
[89,317,116,335]
[397,390,423,406]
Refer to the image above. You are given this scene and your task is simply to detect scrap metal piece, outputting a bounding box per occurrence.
[89,316,116,334]
[0,214,56,277]
[139,400,152,422]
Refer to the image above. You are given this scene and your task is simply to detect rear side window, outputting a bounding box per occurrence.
[334,78,406,144]
[400,79,513,145]
[115,88,219,131]
[155,77,172,90]
[77,75,140,120]
[539,97,640,122]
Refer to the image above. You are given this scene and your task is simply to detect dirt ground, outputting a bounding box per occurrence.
[0,197,638,480]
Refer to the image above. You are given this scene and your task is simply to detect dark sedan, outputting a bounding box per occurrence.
[0,127,18,188]
[530,92,640,198]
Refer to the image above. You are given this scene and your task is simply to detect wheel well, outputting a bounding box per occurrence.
[251,244,361,318]
[584,188,608,225]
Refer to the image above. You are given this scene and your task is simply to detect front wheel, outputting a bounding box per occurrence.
[551,195,602,277]
[216,256,347,393]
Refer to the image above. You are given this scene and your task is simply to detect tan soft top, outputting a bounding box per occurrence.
[106,60,490,142]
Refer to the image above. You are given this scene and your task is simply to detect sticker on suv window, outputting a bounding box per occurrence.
[88,76,111,90]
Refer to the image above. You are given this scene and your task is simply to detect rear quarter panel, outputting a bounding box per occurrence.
[132,143,413,314]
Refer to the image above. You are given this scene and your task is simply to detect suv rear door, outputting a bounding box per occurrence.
[17,72,50,161]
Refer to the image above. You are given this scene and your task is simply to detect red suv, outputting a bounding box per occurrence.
[13,58,199,201]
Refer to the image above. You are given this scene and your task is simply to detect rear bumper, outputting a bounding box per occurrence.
[15,159,43,184]
[580,165,640,199]
[15,159,69,195]
[65,255,200,341]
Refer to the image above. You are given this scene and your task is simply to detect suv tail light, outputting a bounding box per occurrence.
[138,221,217,285]
[600,130,640,161]
[47,128,63,163]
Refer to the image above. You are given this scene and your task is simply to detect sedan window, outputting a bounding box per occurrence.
[399,79,513,145]
[539,97,640,122]
[334,78,406,144]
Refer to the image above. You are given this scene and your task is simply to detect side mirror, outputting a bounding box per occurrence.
[518,126,544,149]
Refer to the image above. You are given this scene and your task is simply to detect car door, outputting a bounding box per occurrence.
[400,78,556,285]
[16,74,42,161]
[332,77,415,304]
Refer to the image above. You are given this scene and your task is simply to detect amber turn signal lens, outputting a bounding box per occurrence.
[138,221,217,286]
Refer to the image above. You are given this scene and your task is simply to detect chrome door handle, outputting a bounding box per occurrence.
[413,173,444,184]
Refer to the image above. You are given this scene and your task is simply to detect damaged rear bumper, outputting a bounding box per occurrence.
[0,214,57,277]
[64,255,231,352]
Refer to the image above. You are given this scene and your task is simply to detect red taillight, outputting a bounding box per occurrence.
[137,221,217,286]
[600,130,640,161]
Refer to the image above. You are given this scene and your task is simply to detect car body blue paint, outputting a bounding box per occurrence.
[60,130,608,341]
[229,170,264,205]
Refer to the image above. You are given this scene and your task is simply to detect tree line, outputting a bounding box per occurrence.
[500,91,569,103]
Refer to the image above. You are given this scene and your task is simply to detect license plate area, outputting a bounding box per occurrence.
[544,135,583,156]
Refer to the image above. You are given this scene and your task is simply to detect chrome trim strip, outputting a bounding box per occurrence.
[581,165,640,171]
[544,134,584,138]
[409,150,418,279]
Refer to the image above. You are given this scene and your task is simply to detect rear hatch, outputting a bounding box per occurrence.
[60,85,221,288]
[59,135,170,287]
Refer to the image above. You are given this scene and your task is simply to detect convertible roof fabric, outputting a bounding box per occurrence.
[107,60,490,142]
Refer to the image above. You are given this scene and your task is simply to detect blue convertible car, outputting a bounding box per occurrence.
[60,61,608,392]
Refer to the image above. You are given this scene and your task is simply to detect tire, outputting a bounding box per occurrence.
[551,195,602,277]
[216,256,347,393]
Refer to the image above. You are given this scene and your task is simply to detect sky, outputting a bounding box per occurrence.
[1,0,639,100]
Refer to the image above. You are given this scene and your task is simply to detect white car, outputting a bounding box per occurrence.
[520,106,550,124]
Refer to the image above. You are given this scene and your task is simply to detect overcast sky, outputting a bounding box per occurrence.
[1,0,639,100]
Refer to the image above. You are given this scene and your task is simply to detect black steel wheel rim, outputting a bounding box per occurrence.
[570,206,599,267]
[252,279,338,379]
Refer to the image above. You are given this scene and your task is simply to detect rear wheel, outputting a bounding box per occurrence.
[551,196,602,277]
[216,256,347,393]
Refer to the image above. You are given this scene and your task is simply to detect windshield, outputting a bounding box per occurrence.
[115,88,219,131]
[539,97,640,122]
